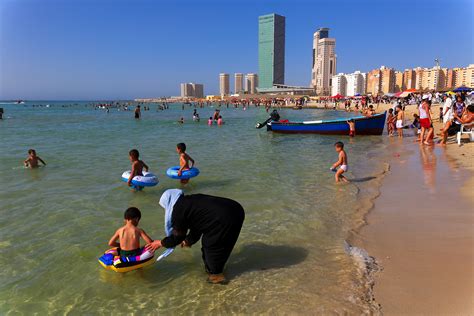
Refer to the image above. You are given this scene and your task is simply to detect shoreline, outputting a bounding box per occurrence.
[350,115,473,314]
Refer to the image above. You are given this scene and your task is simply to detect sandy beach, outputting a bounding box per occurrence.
[351,102,474,315]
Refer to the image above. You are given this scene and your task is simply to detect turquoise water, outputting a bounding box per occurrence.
[0,102,387,314]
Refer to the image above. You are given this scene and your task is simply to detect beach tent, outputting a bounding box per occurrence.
[331,94,344,99]
[453,86,472,92]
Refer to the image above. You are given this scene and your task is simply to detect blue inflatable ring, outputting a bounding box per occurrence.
[121,170,159,187]
[166,166,200,180]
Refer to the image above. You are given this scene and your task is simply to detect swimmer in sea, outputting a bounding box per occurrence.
[24,149,46,168]
[134,105,141,119]
[127,149,149,189]
[330,141,349,183]
[176,143,195,184]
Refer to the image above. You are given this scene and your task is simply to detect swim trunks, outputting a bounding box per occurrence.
[135,113,139,119]
[396,120,403,129]
[340,165,348,172]
[420,118,431,129]
[119,248,141,257]
[447,123,461,136]
[349,130,355,137]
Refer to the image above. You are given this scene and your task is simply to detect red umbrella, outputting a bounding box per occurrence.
[331,94,344,99]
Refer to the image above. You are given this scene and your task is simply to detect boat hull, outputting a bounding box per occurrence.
[269,112,386,135]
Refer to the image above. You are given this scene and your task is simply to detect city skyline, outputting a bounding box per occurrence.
[1,0,472,100]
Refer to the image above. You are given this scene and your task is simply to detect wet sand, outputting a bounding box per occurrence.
[354,139,473,315]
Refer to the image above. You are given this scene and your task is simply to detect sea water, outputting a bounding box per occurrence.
[0,102,388,314]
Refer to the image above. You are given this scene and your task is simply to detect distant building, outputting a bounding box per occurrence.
[180,83,193,98]
[420,66,446,91]
[331,73,346,96]
[219,73,230,96]
[180,83,204,98]
[444,68,454,89]
[366,69,381,95]
[380,66,395,94]
[192,84,204,98]
[403,69,416,90]
[258,13,286,89]
[453,64,474,88]
[414,67,424,90]
[345,71,366,96]
[245,73,258,94]
[394,71,404,92]
[311,27,337,96]
[257,84,315,95]
[234,73,244,94]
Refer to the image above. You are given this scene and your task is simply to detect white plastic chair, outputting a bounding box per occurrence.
[457,124,474,145]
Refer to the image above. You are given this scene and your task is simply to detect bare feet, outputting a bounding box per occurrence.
[207,273,227,284]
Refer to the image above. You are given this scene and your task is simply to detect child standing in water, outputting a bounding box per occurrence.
[396,105,405,138]
[346,119,355,137]
[176,143,195,184]
[330,142,349,183]
[208,117,213,125]
[108,207,154,257]
[127,149,149,188]
[24,149,46,168]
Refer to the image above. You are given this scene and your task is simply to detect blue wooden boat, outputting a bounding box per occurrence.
[268,112,386,135]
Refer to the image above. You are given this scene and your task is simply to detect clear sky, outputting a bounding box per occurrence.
[0,0,472,100]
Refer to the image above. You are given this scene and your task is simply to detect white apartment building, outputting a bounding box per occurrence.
[345,71,366,96]
[219,73,230,96]
[331,73,346,96]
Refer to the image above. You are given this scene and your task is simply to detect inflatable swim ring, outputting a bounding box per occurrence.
[166,166,200,180]
[121,171,159,187]
[98,247,154,273]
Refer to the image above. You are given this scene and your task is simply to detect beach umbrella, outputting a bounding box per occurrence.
[331,94,344,99]
[404,88,418,93]
[399,91,412,98]
[354,93,361,97]
[453,86,472,92]
[394,91,403,97]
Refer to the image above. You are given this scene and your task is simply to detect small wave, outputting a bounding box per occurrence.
[345,241,381,313]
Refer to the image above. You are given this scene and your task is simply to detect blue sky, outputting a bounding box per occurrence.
[0,0,472,100]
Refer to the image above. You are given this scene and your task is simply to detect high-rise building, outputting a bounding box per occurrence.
[345,71,366,96]
[394,71,404,92]
[453,64,474,88]
[219,73,230,96]
[366,69,381,95]
[245,73,258,94]
[331,73,346,96]
[180,83,204,98]
[380,66,395,94]
[180,83,193,98]
[403,69,416,90]
[414,67,424,90]
[443,68,454,89]
[311,27,337,96]
[192,83,204,98]
[234,73,243,94]
[258,13,285,89]
[420,66,446,91]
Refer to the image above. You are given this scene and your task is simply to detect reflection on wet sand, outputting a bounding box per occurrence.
[419,145,437,189]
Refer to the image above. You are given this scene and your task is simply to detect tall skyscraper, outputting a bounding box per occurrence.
[234,73,243,94]
[180,83,193,98]
[180,83,204,98]
[311,27,337,96]
[258,13,285,89]
[219,73,230,96]
[394,71,404,92]
[192,83,204,98]
[245,73,258,94]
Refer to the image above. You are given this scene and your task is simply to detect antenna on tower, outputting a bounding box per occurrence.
[434,58,440,67]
